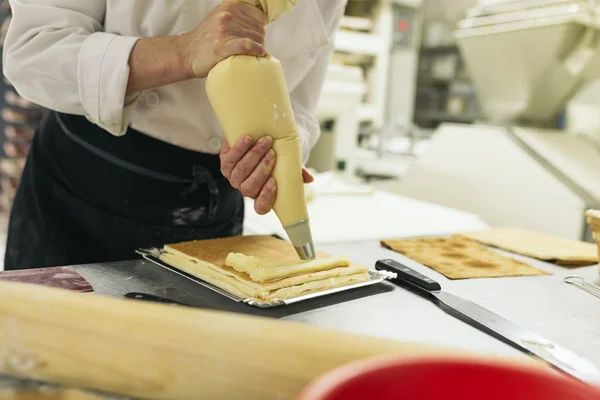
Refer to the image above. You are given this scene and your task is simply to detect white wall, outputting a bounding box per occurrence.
[567,81,600,143]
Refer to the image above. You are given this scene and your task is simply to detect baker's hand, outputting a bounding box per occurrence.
[180,0,267,79]
[220,136,314,215]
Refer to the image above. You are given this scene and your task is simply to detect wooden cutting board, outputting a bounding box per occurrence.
[0,280,544,400]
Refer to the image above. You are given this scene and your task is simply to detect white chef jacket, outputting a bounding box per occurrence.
[3,0,347,163]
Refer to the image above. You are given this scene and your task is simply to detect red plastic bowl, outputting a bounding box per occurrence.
[297,356,600,400]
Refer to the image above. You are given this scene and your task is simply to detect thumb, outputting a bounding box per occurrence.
[302,167,314,184]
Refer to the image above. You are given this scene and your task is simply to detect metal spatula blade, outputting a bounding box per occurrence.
[376,258,600,386]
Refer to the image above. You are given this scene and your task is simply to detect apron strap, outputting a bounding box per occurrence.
[55,112,191,184]
[56,111,221,220]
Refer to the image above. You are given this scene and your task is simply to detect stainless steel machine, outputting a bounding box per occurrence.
[395,0,600,242]
[309,0,424,179]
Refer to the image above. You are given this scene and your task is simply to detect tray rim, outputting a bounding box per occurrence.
[135,248,396,308]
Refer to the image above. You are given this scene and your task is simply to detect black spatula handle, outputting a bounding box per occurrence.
[375,259,441,292]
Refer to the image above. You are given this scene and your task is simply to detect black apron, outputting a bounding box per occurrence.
[4,111,244,270]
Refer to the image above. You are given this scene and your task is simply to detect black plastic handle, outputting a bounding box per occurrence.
[375,259,441,292]
[124,292,190,306]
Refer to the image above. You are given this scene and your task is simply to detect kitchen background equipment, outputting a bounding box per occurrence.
[393,0,600,243]
[564,276,600,300]
[375,258,600,385]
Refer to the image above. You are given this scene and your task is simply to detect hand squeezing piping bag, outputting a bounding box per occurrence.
[205,0,315,259]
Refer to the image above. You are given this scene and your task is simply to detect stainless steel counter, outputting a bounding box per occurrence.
[74,240,600,366]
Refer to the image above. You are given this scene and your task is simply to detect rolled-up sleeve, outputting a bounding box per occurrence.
[3,0,140,136]
[289,1,345,164]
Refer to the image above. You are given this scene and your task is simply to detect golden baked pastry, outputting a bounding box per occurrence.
[160,236,369,302]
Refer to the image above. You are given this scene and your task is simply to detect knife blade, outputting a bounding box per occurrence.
[375,258,600,386]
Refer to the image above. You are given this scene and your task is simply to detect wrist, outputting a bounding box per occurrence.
[173,33,196,81]
[126,35,197,94]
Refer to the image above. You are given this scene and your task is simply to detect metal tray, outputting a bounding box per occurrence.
[136,248,397,308]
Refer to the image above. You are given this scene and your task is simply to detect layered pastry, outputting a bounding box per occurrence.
[159,236,370,303]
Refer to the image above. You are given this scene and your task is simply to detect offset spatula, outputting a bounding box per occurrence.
[375,258,600,386]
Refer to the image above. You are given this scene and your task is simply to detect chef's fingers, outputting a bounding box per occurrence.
[239,149,276,198]
[254,177,276,215]
[220,136,253,179]
[225,0,268,25]
[223,37,265,57]
[302,167,314,184]
[231,11,266,37]
[229,136,272,189]
[228,26,265,47]
[220,139,231,155]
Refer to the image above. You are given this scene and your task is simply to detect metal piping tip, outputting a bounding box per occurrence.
[295,242,316,260]
[284,218,316,260]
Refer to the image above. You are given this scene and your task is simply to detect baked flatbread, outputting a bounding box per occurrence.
[460,227,597,266]
[381,235,549,280]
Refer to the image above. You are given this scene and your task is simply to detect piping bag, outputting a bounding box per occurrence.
[205,0,315,260]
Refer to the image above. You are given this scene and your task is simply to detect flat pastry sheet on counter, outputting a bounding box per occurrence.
[382,235,550,280]
[159,235,370,303]
[459,227,597,267]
